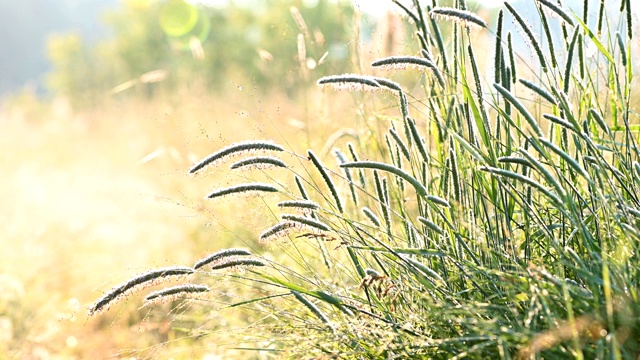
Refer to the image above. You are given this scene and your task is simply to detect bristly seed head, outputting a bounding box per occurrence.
[429,7,488,29]
[277,200,320,214]
[537,0,574,26]
[230,155,287,170]
[207,257,266,271]
[88,266,194,316]
[206,183,278,199]
[143,284,210,306]
[371,56,436,71]
[281,214,331,232]
[317,74,381,91]
[259,221,298,243]
[189,140,285,174]
[194,248,252,270]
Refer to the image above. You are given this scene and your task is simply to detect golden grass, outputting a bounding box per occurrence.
[0,84,386,358]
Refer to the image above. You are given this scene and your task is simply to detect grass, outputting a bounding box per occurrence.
[0,87,346,358]
[5,0,640,358]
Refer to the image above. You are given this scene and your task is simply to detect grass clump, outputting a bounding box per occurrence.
[90,0,640,358]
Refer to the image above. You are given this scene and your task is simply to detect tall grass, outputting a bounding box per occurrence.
[90,0,640,358]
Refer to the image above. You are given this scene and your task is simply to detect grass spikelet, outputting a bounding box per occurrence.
[407,117,428,163]
[371,55,436,70]
[588,108,609,135]
[498,155,531,167]
[429,6,487,29]
[291,291,331,326]
[277,200,320,212]
[543,114,576,131]
[616,32,627,67]
[362,207,381,227]
[89,266,194,316]
[281,214,331,232]
[507,32,517,81]
[537,0,575,26]
[538,5,558,68]
[259,221,297,243]
[294,175,310,200]
[341,161,427,196]
[389,128,411,161]
[143,284,209,306]
[392,0,420,25]
[505,2,548,70]
[625,0,632,39]
[494,83,543,137]
[582,0,589,23]
[373,171,391,232]
[401,255,445,284]
[426,195,450,208]
[449,145,462,202]
[479,166,563,205]
[417,216,444,235]
[194,248,252,270]
[420,49,446,87]
[597,0,605,36]
[563,28,579,94]
[208,257,266,271]
[519,79,557,105]
[519,147,566,197]
[347,142,366,187]
[206,183,278,199]
[368,76,402,92]
[494,10,504,83]
[190,140,285,174]
[335,148,358,205]
[317,74,380,91]
[539,138,591,180]
[307,150,343,213]
[230,156,287,170]
[467,43,492,137]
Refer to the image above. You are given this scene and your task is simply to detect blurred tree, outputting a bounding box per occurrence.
[45,0,355,106]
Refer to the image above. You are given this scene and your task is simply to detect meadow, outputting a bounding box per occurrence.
[0,86,358,358]
[3,0,640,358]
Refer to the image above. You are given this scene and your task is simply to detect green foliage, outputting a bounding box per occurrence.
[46,0,354,106]
[90,0,640,358]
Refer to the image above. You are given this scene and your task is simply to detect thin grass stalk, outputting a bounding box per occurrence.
[307,150,343,213]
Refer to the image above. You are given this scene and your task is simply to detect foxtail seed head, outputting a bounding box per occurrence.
[194,248,252,270]
[88,266,194,316]
[190,140,285,174]
[429,7,487,29]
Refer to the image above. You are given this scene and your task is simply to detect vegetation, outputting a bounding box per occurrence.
[46,0,355,106]
[81,0,640,358]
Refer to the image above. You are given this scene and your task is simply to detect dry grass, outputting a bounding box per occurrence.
[0,85,368,358]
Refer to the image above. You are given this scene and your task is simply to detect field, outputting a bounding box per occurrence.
[3,1,640,359]
[0,87,361,358]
